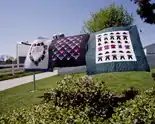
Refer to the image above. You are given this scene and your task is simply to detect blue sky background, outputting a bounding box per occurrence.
[0,0,155,57]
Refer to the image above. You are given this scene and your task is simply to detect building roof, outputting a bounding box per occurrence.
[144,43,155,49]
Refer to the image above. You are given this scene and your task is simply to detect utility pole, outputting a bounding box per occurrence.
[16,43,20,68]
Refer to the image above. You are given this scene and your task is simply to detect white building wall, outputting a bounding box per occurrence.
[16,42,30,67]
[17,43,30,56]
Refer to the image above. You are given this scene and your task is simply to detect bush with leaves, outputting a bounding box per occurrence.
[54,75,115,120]
[0,103,104,124]
[40,75,138,121]
[108,86,155,124]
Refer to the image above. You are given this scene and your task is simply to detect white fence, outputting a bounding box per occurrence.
[0,64,24,76]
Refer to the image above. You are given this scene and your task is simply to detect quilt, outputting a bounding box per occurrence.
[49,34,90,67]
[24,39,53,72]
[86,25,150,75]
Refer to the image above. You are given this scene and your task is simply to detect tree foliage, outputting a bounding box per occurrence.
[84,3,133,33]
[131,0,155,24]
[5,59,13,64]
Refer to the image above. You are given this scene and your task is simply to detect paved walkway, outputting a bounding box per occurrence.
[0,70,58,91]
[0,66,86,91]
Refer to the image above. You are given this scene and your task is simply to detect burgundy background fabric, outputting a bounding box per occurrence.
[49,34,90,67]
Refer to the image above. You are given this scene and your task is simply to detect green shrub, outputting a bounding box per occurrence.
[39,75,138,122]
[108,86,155,124]
[0,103,103,124]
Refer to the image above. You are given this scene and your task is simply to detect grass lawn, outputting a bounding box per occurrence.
[0,69,155,114]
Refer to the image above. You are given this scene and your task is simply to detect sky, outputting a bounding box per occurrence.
[0,0,155,57]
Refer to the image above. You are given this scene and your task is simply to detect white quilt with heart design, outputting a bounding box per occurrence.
[24,39,51,70]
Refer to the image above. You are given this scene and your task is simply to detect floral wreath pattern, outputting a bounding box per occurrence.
[29,42,47,66]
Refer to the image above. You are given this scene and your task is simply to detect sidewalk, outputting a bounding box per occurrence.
[0,70,58,91]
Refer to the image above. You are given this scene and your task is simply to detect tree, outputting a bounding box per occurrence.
[83,3,133,33]
[5,59,13,64]
[5,57,15,64]
[131,0,155,24]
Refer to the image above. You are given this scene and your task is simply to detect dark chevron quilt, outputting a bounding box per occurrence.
[49,34,90,67]
[86,25,150,75]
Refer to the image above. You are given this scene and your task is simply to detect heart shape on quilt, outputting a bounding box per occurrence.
[29,42,47,66]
